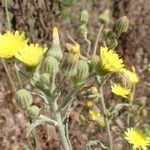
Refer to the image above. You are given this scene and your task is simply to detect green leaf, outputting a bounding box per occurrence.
[110,103,130,118]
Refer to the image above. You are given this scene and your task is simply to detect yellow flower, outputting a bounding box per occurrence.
[111,84,131,98]
[0,31,28,58]
[125,127,150,150]
[15,43,47,67]
[99,46,124,74]
[85,100,94,108]
[89,110,101,121]
[65,43,80,54]
[120,67,139,84]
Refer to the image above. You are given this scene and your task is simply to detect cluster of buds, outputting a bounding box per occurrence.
[31,27,61,93]
[16,89,40,118]
[79,10,89,39]
[103,16,129,49]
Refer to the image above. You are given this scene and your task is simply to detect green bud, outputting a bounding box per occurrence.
[116,16,129,33]
[73,60,89,83]
[97,115,105,127]
[27,105,40,118]
[61,53,79,77]
[41,56,59,79]
[80,10,89,24]
[140,109,147,117]
[99,9,110,24]
[79,24,88,39]
[39,73,50,89]
[47,27,63,61]
[89,55,100,75]
[16,89,33,110]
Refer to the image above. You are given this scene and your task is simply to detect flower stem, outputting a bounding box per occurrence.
[14,63,23,89]
[99,86,113,150]
[52,101,71,150]
[1,59,16,92]
[93,24,104,55]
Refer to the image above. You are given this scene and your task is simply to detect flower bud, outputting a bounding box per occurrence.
[27,105,40,118]
[16,89,33,110]
[85,100,94,108]
[61,52,79,77]
[116,16,129,33]
[88,110,105,127]
[80,10,89,24]
[73,60,89,83]
[89,55,100,74]
[47,27,63,61]
[79,24,88,39]
[41,56,59,79]
[65,43,80,54]
[99,9,110,24]
[39,73,50,89]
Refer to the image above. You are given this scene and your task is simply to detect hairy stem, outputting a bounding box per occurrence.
[99,86,113,150]
[93,24,104,55]
[52,101,71,150]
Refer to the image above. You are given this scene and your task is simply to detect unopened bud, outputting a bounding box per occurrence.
[47,27,63,61]
[65,43,80,54]
[89,55,100,74]
[16,89,33,110]
[79,24,88,39]
[85,100,94,108]
[41,56,59,79]
[99,9,110,24]
[80,10,89,24]
[61,52,79,77]
[27,105,40,118]
[39,73,50,89]
[116,16,129,33]
[73,60,89,83]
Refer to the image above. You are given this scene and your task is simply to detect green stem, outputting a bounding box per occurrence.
[99,86,113,150]
[93,24,104,55]
[4,0,11,30]
[14,63,23,89]
[52,101,71,150]
[1,59,16,92]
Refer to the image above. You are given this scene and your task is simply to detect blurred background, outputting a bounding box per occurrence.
[0,0,150,149]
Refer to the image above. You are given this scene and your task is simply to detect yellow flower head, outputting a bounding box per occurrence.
[0,31,28,58]
[111,84,131,98]
[85,100,94,108]
[125,127,150,150]
[15,43,47,67]
[120,67,139,84]
[65,43,80,54]
[99,46,124,74]
[89,110,101,121]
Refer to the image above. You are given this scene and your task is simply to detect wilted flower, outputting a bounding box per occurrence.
[125,127,150,150]
[15,43,47,67]
[0,31,28,58]
[111,84,131,98]
[120,67,139,84]
[99,46,124,74]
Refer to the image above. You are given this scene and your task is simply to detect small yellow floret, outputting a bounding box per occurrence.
[89,110,101,121]
[0,31,28,58]
[65,43,80,54]
[15,43,47,67]
[99,46,124,73]
[120,67,139,84]
[85,100,94,108]
[125,127,150,150]
[111,84,131,98]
